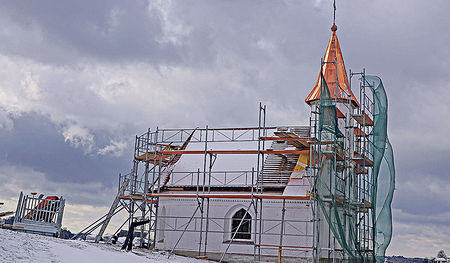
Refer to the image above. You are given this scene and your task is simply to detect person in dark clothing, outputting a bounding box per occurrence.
[121,220,150,251]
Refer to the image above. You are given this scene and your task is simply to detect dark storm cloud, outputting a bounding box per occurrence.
[0,112,131,186]
[333,1,450,88]
[0,1,183,64]
[0,1,333,69]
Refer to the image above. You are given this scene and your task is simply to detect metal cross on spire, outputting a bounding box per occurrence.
[331,0,337,32]
[333,0,336,26]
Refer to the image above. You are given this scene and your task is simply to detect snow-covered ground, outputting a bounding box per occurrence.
[0,228,214,263]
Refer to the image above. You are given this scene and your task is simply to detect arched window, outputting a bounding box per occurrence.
[231,208,251,240]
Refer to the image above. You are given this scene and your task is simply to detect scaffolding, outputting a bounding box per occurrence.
[119,117,317,262]
[73,68,394,263]
[74,22,394,263]
[106,76,383,262]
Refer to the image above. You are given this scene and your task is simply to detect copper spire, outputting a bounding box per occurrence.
[305,23,359,108]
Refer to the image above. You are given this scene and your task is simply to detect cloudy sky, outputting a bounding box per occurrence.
[0,0,449,258]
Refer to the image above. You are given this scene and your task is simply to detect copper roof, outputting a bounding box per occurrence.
[305,25,359,108]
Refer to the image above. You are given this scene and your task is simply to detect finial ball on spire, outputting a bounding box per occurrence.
[331,24,337,32]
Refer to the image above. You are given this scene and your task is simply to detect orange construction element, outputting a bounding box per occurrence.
[141,193,310,200]
[335,107,345,118]
[118,195,158,203]
[260,137,314,141]
[24,196,60,223]
[352,111,374,126]
[354,127,368,137]
[324,106,346,119]
[305,25,359,108]
[352,153,374,167]
[156,150,310,155]
[135,129,197,166]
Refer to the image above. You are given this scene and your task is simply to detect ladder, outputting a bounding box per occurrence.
[94,179,130,243]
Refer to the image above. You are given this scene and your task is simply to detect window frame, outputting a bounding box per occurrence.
[231,208,252,240]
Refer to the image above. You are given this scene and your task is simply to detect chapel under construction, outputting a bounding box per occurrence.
[76,19,395,263]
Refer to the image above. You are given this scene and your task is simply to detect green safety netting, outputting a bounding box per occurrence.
[366,75,395,263]
[316,72,358,259]
[315,74,395,262]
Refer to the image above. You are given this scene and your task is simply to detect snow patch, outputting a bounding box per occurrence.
[0,228,214,263]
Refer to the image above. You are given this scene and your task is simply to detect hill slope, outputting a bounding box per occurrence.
[0,228,212,263]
